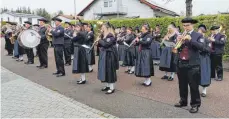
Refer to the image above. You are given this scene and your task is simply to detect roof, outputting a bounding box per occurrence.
[77,0,179,16]
[1,12,44,18]
[55,14,75,20]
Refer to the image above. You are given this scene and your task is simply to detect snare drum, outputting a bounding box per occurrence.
[18,29,41,49]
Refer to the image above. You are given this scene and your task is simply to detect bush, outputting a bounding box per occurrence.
[72,15,229,55]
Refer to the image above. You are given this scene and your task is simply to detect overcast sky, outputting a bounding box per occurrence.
[1,0,229,16]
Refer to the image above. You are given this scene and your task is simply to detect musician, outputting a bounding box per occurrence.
[210,25,226,81]
[12,23,20,59]
[49,18,65,77]
[117,26,127,66]
[37,18,49,69]
[174,18,204,113]
[159,24,177,81]
[16,24,25,62]
[71,23,75,60]
[3,22,14,56]
[63,22,74,66]
[135,24,154,86]
[85,23,95,72]
[198,24,211,97]
[72,23,89,84]
[24,21,35,64]
[97,22,119,94]
[151,24,161,65]
[123,27,136,74]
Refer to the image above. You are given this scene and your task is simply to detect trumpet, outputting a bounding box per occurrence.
[128,33,141,47]
[172,31,188,53]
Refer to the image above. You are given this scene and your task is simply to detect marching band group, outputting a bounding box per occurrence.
[2,17,227,113]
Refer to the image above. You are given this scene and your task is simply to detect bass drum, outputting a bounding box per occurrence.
[18,29,41,49]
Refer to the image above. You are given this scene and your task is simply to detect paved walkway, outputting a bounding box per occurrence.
[1,67,116,118]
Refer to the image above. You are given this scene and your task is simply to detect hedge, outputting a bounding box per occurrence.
[82,14,229,55]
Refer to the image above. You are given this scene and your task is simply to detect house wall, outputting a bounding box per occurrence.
[1,13,42,25]
[82,0,156,20]
[56,16,72,22]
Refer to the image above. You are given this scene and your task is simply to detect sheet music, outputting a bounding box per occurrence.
[163,41,176,47]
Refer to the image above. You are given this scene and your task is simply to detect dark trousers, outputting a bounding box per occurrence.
[37,43,49,67]
[25,48,34,63]
[64,44,72,64]
[177,64,201,107]
[5,38,14,55]
[96,45,100,55]
[211,54,223,79]
[54,45,65,74]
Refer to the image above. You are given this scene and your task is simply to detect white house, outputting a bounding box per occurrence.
[77,0,179,20]
[0,12,44,25]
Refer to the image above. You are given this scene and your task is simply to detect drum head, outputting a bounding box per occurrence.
[19,29,41,48]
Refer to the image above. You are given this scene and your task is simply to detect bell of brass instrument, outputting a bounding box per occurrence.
[172,31,188,53]
[45,24,53,41]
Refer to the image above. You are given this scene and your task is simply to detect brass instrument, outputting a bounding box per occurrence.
[172,31,188,53]
[9,25,23,44]
[128,33,141,47]
[45,24,53,41]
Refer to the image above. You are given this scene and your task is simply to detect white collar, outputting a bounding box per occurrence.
[188,29,194,34]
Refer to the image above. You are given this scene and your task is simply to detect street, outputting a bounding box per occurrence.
[1,39,229,118]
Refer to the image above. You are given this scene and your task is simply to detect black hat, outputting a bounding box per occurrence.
[38,18,49,23]
[75,22,83,27]
[198,24,207,33]
[33,24,40,27]
[51,17,62,22]
[181,17,198,24]
[65,22,72,25]
[10,22,17,25]
[82,22,88,26]
[24,21,32,25]
[127,27,133,31]
[210,25,220,30]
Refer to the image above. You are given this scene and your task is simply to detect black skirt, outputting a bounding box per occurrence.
[118,44,126,61]
[123,46,135,66]
[159,52,177,72]
[135,49,154,78]
[98,49,117,83]
[72,46,89,73]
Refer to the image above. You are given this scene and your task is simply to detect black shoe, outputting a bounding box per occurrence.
[174,102,187,107]
[89,69,93,72]
[53,72,60,75]
[101,87,110,91]
[189,106,199,113]
[105,89,115,94]
[16,59,23,62]
[125,70,130,73]
[215,78,223,81]
[65,63,71,66]
[168,77,174,81]
[128,71,134,74]
[56,73,65,77]
[77,80,86,84]
[144,82,152,87]
[36,65,42,68]
[201,93,206,97]
[161,75,169,80]
[27,62,34,64]
[39,66,48,69]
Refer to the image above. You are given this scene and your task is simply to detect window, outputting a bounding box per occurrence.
[8,17,10,21]
[104,0,113,7]
[19,17,22,24]
[104,0,108,7]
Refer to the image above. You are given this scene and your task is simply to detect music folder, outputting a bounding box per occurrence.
[163,41,176,47]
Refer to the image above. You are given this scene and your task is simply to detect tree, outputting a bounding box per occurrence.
[58,10,64,15]
[35,8,51,20]
[27,7,31,14]
[163,0,193,17]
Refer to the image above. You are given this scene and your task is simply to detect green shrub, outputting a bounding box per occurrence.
[70,15,229,55]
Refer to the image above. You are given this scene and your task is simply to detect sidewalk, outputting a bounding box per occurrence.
[1,67,116,118]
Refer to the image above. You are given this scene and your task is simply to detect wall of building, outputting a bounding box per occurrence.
[82,0,156,20]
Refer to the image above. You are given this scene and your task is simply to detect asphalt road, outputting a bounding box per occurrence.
[2,39,228,118]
